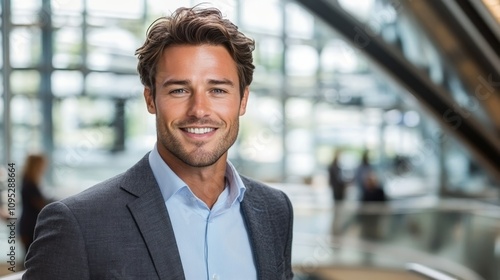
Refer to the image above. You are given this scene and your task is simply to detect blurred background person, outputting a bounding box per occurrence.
[354,149,387,251]
[328,149,349,236]
[355,149,386,202]
[328,149,347,203]
[19,154,53,253]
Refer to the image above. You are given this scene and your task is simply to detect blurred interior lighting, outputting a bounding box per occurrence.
[384,109,402,125]
[403,110,420,127]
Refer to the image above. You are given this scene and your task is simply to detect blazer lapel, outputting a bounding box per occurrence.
[121,155,185,280]
[241,185,279,280]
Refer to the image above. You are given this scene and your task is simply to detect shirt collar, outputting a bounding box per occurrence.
[148,143,246,205]
[225,159,246,204]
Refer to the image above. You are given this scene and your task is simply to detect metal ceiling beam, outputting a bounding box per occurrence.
[436,0,500,86]
[454,0,500,58]
[296,0,500,182]
[402,0,500,136]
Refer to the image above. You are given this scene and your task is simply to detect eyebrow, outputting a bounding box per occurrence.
[161,79,190,88]
[160,78,235,88]
[207,78,235,88]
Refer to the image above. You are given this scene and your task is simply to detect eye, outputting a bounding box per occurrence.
[211,88,227,94]
[170,88,188,95]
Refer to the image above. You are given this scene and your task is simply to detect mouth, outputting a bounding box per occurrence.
[182,127,216,134]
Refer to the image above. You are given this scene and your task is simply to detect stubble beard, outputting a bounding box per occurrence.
[157,117,239,168]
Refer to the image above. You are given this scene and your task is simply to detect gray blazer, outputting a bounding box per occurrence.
[23,154,294,280]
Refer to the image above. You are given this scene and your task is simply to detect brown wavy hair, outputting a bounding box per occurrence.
[135,6,255,99]
[22,154,47,184]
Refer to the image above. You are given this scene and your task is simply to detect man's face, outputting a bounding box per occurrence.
[144,44,249,168]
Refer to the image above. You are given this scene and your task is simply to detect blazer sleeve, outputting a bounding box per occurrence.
[283,192,294,280]
[23,201,90,280]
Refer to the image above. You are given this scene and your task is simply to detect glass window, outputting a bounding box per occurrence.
[239,94,283,181]
[321,39,360,74]
[11,95,41,126]
[52,98,121,189]
[286,98,313,125]
[11,70,40,96]
[87,27,139,71]
[286,44,319,92]
[11,95,43,155]
[341,0,402,37]
[52,71,84,97]
[0,36,3,67]
[241,0,282,35]
[56,98,114,145]
[287,151,315,179]
[87,0,144,19]
[52,14,83,28]
[286,44,318,76]
[286,100,315,180]
[51,0,83,14]
[191,0,237,22]
[285,2,314,39]
[85,73,142,98]
[0,97,3,163]
[11,0,41,12]
[11,0,42,25]
[147,0,190,19]
[87,27,138,54]
[255,37,283,72]
[10,27,41,68]
[316,105,366,146]
[53,27,83,68]
[125,97,156,147]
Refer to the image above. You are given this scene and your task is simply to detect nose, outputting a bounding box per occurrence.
[187,91,210,119]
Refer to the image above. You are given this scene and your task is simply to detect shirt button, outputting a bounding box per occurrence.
[212,274,220,280]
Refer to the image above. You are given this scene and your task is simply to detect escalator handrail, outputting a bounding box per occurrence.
[407,262,458,280]
[294,233,485,280]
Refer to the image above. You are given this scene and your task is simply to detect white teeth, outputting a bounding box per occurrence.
[186,127,214,134]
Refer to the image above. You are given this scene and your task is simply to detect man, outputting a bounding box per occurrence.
[23,6,294,280]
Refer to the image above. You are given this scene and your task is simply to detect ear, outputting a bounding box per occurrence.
[144,87,156,114]
[239,87,250,116]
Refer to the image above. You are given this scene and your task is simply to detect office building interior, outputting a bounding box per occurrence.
[0,0,499,279]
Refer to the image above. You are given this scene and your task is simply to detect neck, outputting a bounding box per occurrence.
[157,148,228,209]
[182,167,226,209]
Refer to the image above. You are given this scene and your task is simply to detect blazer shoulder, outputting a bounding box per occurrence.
[241,175,279,193]
[60,171,126,207]
[240,175,291,206]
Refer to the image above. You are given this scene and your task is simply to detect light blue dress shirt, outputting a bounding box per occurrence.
[148,144,257,280]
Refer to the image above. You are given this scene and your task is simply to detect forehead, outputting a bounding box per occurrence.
[156,44,238,81]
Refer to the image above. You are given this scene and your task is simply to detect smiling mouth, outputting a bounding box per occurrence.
[183,127,216,134]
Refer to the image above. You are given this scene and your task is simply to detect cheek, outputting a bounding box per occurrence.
[155,107,173,127]
[217,104,240,121]
[156,100,179,118]
[158,110,174,123]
